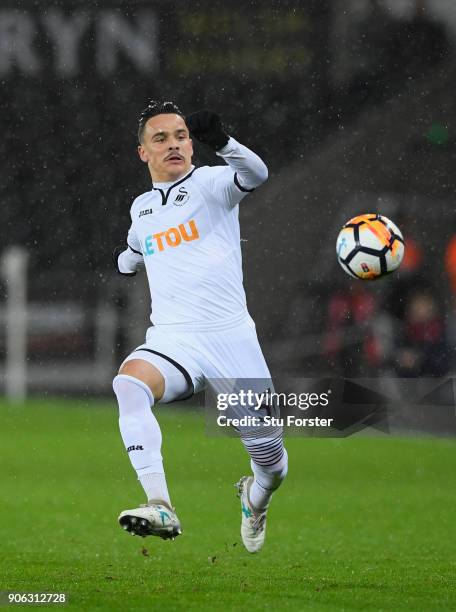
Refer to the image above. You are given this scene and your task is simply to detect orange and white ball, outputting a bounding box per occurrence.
[336,214,405,279]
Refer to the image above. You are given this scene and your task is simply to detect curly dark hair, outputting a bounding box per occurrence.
[137,100,184,143]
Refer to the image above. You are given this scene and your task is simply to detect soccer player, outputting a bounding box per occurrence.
[112,101,288,553]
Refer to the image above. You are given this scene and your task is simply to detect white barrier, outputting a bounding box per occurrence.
[1,246,28,402]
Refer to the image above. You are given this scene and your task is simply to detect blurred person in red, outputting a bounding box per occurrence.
[394,291,449,377]
[445,235,456,297]
[323,284,392,377]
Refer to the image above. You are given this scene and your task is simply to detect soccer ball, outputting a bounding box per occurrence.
[336,213,405,280]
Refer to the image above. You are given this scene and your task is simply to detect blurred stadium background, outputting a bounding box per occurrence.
[2,0,456,400]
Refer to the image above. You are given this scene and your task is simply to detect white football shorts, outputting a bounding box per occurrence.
[121,314,272,403]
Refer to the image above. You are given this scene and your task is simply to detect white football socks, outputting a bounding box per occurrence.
[113,374,171,506]
[249,449,288,511]
[138,473,171,506]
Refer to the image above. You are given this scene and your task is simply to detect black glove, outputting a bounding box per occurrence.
[185,110,229,151]
[113,245,136,276]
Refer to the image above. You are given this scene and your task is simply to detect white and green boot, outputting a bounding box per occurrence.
[236,476,267,553]
[118,499,182,540]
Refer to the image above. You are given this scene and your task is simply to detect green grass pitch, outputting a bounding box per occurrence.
[1,398,456,611]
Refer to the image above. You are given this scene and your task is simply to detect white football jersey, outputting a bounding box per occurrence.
[118,137,268,329]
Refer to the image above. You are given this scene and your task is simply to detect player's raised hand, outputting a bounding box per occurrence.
[185,110,229,151]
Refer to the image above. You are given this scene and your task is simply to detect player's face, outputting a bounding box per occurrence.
[138,114,193,182]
